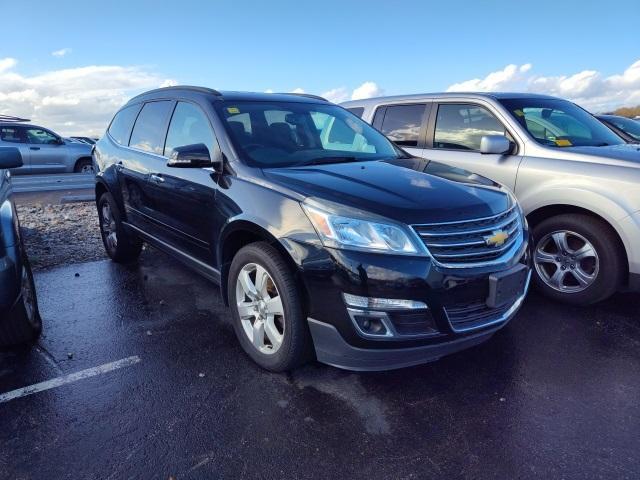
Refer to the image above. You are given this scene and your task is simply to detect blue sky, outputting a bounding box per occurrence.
[1,0,639,134]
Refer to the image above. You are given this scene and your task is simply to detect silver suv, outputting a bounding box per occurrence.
[343,93,640,305]
[0,119,93,174]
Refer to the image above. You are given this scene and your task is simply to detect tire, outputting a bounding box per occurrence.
[0,257,42,347]
[97,192,142,263]
[228,242,313,372]
[532,214,625,305]
[74,158,95,174]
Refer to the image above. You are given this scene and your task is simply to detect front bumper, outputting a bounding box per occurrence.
[295,233,531,370]
[307,272,530,371]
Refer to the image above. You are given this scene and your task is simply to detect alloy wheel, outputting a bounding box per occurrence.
[534,230,599,293]
[235,263,285,355]
[101,203,118,251]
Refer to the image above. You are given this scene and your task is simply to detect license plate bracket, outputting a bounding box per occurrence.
[486,264,528,308]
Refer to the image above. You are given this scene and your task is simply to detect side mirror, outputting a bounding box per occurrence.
[166,143,217,169]
[56,137,65,145]
[480,135,512,155]
[0,147,24,169]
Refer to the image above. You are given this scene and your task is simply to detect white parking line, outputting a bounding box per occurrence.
[0,356,141,404]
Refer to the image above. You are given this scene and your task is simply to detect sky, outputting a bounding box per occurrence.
[1,0,639,136]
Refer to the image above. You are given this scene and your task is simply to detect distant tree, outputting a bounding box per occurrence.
[613,105,640,118]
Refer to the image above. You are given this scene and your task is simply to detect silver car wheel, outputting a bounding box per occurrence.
[101,203,118,251]
[235,262,285,355]
[80,164,95,174]
[534,230,599,293]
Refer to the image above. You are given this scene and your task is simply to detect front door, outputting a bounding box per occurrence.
[144,101,219,265]
[24,127,68,174]
[421,103,522,191]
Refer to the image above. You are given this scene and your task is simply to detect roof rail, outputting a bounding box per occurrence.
[129,85,222,102]
[277,92,328,102]
[0,115,31,123]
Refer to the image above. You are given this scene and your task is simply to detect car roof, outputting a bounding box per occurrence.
[0,122,43,129]
[341,91,562,107]
[126,86,329,106]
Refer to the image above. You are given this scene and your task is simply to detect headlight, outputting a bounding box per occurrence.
[302,203,423,255]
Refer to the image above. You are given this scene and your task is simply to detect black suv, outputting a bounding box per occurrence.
[94,86,531,371]
[0,147,42,347]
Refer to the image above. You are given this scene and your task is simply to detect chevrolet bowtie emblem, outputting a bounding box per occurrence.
[485,230,509,247]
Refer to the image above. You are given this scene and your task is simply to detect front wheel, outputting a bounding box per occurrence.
[228,242,313,372]
[532,214,625,305]
[74,158,95,174]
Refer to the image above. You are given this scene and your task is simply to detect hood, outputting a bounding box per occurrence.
[567,143,640,163]
[66,141,92,152]
[263,159,511,225]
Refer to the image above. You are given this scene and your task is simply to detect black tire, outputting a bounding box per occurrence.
[74,158,95,174]
[532,214,625,305]
[228,242,313,372]
[97,192,142,263]
[0,257,42,347]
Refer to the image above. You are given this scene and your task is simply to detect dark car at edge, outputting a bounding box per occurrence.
[0,147,42,347]
[93,86,531,371]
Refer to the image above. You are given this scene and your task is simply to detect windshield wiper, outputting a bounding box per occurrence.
[294,156,362,167]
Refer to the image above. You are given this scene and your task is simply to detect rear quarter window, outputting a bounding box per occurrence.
[108,104,142,146]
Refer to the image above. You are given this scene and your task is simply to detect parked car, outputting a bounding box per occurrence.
[343,93,640,305]
[70,136,98,145]
[0,121,94,174]
[0,147,42,347]
[94,86,531,372]
[597,114,640,143]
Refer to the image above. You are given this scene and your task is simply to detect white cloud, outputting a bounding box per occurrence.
[51,48,72,57]
[0,57,17,72]
[321,87,350,103]
[0,57,173,136]
[291,87,305,94]
[159,78,178,88]
[351,81,383,100]
[447,59,640,112]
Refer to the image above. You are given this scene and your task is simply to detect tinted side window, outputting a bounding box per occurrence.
[26,128,59,145]
[379,104,426,147]
[129,101,173,155]
[0,126,25,143]
[346,107,364,118]
[108,104,141,145]
[165,102,216,157]
[434,104,505,151]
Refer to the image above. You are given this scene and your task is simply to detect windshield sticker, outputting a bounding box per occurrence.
[514,109,525,117]
[555,139,572,147]
[227,107,240,114]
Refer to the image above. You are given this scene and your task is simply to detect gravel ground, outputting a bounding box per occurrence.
[18,202,107,270]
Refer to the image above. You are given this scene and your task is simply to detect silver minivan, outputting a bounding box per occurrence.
[343,93,640,305]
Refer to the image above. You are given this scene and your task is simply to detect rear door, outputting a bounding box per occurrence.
[24,127,68,173]
[421,103,521,190]
[371,103,431,157]
[120,100,174,234]
[0,126,30,173]
[145,101,219,264]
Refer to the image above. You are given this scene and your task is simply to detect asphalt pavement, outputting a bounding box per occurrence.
[1,249,639,479]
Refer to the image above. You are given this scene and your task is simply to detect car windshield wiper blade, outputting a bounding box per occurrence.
[295,156,361,166]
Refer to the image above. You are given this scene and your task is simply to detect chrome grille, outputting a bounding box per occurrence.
[413,205,522,266]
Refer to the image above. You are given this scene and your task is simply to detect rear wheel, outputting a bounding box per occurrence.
[98,192,142,263]
[532,214,625,305]
[74,158,95,174]
[228,242,313,371]
[0,257,42,347]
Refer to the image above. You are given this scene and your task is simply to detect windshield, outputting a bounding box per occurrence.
[499,98,624,147]
[603,116,640,141]
[215,101,402,168]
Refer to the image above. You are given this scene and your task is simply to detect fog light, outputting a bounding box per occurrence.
[349,310,392,337]
[343,293,428,311]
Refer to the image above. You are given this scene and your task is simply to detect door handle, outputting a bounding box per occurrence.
[30,147,40,150]
[150,174,165,184]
